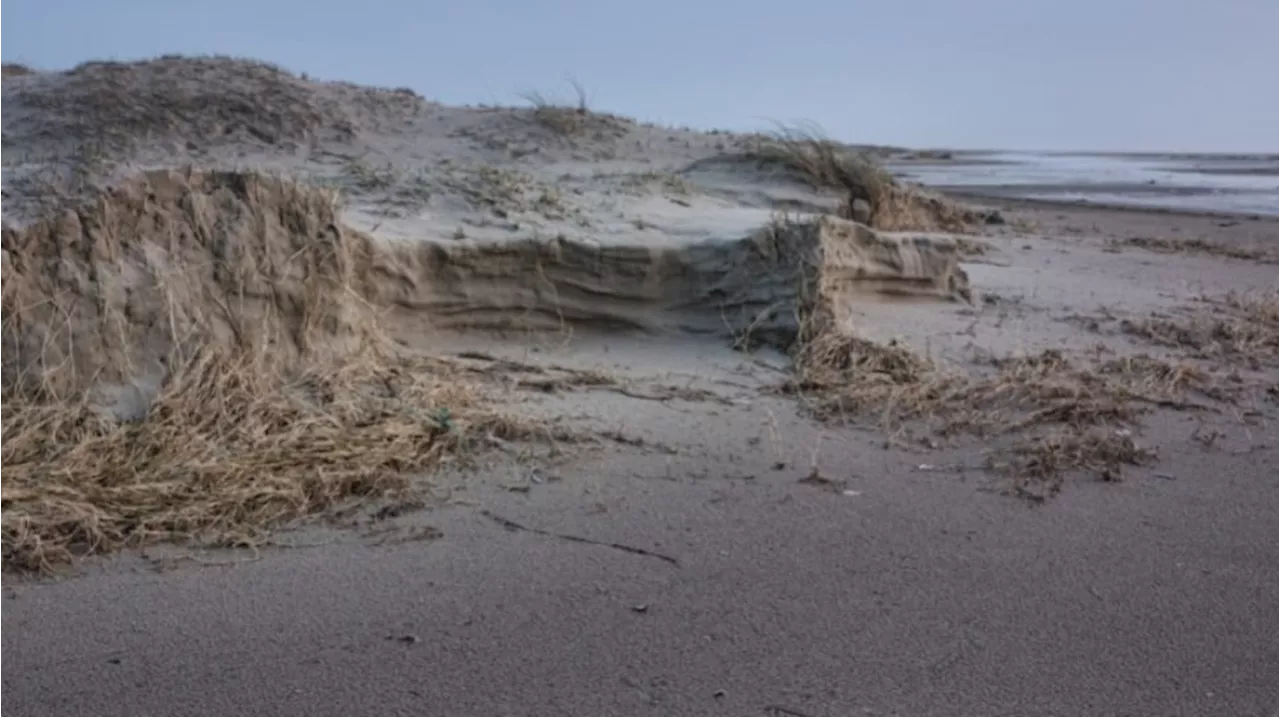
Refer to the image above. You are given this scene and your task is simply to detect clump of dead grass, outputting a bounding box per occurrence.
[2,169,374,393]
[1095,355,1201,396]
[751,122,987,232]
[518,80,592,136]
[758,121,894,210]
[753,122,894,227]
[0,347,536,573]
[791,343,1176,436]
[791,331,943,416]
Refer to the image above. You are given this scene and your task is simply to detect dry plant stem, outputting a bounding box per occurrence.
[480,510,679,566]
[517,79,597,137]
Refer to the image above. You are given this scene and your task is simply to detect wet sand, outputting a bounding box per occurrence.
[888,151,1279,218]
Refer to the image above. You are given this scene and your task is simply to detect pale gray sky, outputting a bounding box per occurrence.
[4,0,1277,152]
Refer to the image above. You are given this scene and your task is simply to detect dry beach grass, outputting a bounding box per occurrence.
[753,122,992,232]
[1,348,528,572]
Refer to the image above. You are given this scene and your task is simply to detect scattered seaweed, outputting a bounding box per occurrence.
[1120,291,1278,368]
[999,429,1157,501]
[784,312,1244,496]
[1105,235,1277,263]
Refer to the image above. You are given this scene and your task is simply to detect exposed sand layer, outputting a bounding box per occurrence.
[3,168,970,400]
[371,213,970,337]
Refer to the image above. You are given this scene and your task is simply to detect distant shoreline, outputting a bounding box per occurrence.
[941,188,1279,222]
[891,150,1278,219]
[894,149,1279,162]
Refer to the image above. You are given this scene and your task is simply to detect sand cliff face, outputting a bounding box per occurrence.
[2,169,970,400]
[2,170,372,396]
[368,212,969,332]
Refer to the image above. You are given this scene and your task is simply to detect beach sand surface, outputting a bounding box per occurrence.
[2,57,1276,717]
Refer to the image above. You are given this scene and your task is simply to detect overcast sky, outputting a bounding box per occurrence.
[4,0,1277,152]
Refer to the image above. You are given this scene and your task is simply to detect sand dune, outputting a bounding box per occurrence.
[2,58,976,417]
[0,54,1273,562]
[2,167,970,401]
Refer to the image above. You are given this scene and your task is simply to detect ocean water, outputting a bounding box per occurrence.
[887,152,1279,216]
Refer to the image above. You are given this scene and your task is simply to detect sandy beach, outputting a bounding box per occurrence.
[2,57,1276,717]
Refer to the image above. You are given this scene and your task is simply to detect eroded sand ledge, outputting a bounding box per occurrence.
[3,169,971,394]
[372,213,970,334]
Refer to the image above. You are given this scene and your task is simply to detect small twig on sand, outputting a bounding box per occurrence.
[1127,395,1216,412]
[765,706,819,717]
[480,510,680,566]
